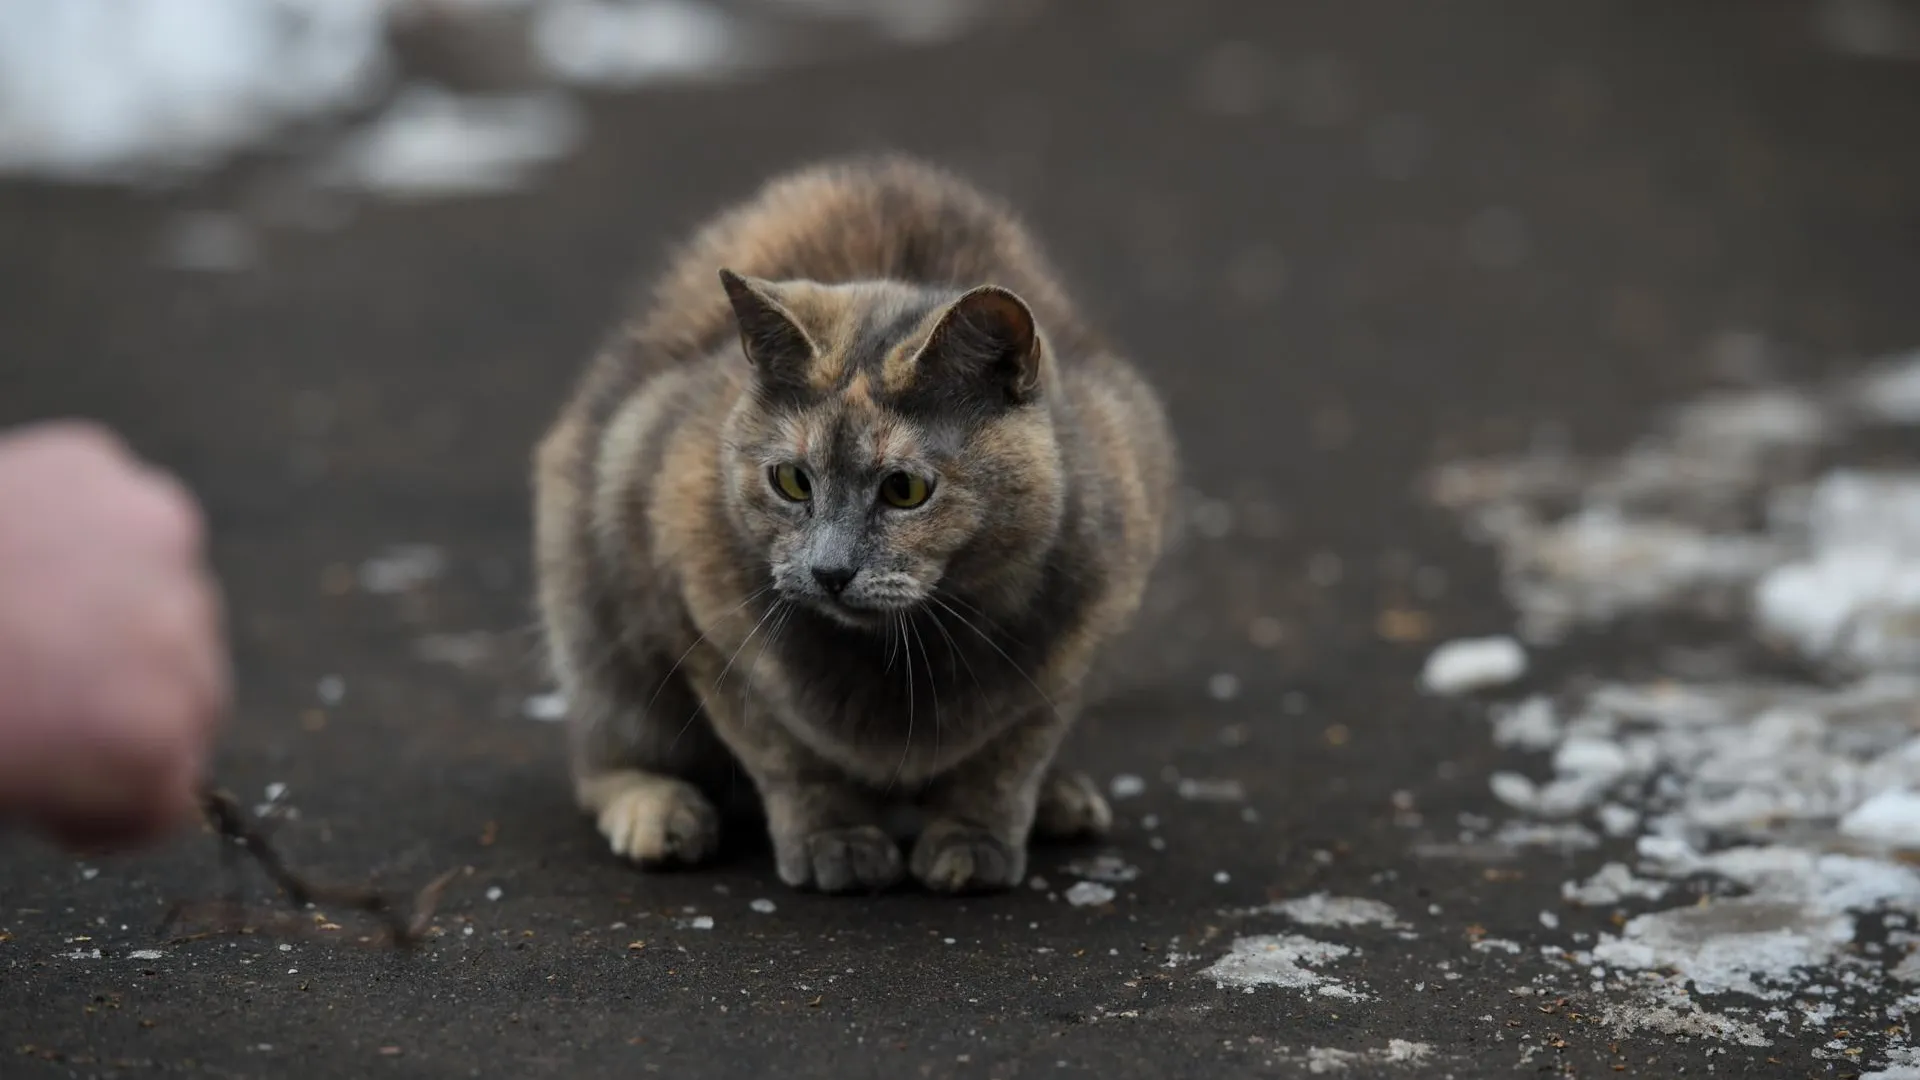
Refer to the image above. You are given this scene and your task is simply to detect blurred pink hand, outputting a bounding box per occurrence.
[0,422,229,852]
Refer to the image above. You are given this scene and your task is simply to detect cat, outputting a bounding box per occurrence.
[532,154,1177,894]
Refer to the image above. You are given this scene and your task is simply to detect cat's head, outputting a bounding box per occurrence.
[716,268,1065,629]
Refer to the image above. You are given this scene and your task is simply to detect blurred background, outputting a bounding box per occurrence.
[6,1,1920,1076]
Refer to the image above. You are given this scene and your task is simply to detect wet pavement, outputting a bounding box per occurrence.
[6,1,1920,1076]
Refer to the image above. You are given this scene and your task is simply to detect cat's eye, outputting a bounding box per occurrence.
[771,463,812,502]
[879,471,932,509]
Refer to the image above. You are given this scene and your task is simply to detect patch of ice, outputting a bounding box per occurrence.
[1592,900,1853,998]
[1852,351,1920,422]
[1488,771,1538,812]
[1593,848,1920,998]
[687,915,714,930]
[1596,803,1641,838]
[0,0,388,181]
[1420,636,1527,694]
[1108,774,1146,800]
[1203,934,1367,1000]
[129,949,165,961]
[1841,788,1920,846]
[1562,862,1670,906]
[1491,696,1561,751]
[531,0,745,88]
[1755,471,1920,670]
[1241,893,1403,930]
[1865,1045,1920,1080]
[1595,991,1774,1047]
[314,83,583,197]
[1302,1040,1433,1074]
[1064,881,1115,908]
[749,898,775,914]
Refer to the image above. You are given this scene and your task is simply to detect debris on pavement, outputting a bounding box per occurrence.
[1419,635,1527,695]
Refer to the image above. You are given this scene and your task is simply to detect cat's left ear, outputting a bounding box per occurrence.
[914,285,1043,405]
[719,268,815,377]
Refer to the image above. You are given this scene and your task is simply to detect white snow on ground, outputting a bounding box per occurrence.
[0,0,388,180]
[1236,893,1405,930]
[1299,1040,1433,1074]
[0,0,1000,192]
[1428,347,1920,1071]
[1204,934,1368,1000]
[1420,635,1526,694]
[312,83,583,197]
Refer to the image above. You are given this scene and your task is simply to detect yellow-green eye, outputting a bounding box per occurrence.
[879,471,932,509]
[771,463,812,502]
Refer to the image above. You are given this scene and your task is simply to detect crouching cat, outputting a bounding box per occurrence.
[532,155,1177,894]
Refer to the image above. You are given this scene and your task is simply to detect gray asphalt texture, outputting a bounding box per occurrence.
[5,1,1920,1076]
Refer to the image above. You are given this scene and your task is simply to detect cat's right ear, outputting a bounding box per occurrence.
[719,269,814,378]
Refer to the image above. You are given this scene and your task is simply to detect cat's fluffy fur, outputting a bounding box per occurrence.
[533,155,1176,894]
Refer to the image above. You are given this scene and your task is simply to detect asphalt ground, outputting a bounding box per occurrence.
[5,2,1920,1076]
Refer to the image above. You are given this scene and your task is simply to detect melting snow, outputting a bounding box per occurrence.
[1064,881,1115,908]
[1420,636,1527,694]
[1204,934,1367,1000]
[1842,788,1920,846]
[0,0,1003,192]
[1301,1040,1433,1074]
[1239,893,1404,930]
[1431,347,1920,1072]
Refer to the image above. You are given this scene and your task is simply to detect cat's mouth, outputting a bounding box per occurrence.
[798,592,914,631]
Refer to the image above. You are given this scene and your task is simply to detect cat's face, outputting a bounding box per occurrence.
[717,271,1064,629]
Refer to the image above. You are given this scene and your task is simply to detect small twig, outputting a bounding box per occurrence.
[175,784,453,949]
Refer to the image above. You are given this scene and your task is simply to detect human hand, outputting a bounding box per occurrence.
[0,421,229,852]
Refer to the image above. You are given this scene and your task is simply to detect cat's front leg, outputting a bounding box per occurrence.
[694,679,904,893]
[910,704,1076,894]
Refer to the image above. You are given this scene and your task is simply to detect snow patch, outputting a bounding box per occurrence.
[1239,893,1404,930]
[1204,934,1368,1000]
[1420,636,1526,694]
[1064,881,1115,908]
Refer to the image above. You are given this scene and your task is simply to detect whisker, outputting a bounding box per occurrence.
[643,584,773,718]
[888,611,916,793]
[739,599,792,720]
[930,595,1059,718]
[933,589,1026,649]
[908,611,940,768]
[668,593,782,752]
[927,602,983,699]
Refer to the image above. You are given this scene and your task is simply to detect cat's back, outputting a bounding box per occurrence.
[633,155,1095,366]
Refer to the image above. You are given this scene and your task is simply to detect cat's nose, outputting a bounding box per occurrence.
[811,564,857,596]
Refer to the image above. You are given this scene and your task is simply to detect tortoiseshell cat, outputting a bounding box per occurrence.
[533,155,1176,893]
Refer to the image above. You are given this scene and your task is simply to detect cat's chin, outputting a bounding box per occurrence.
[802,595,913,632]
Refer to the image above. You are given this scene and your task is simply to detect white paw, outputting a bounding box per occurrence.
[594,777,720,866]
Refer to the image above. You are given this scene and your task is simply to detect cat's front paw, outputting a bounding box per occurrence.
[1033,768,1113,841]
[595,775,721,866]
[910,819,1026,894]
[775,826,904,893]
